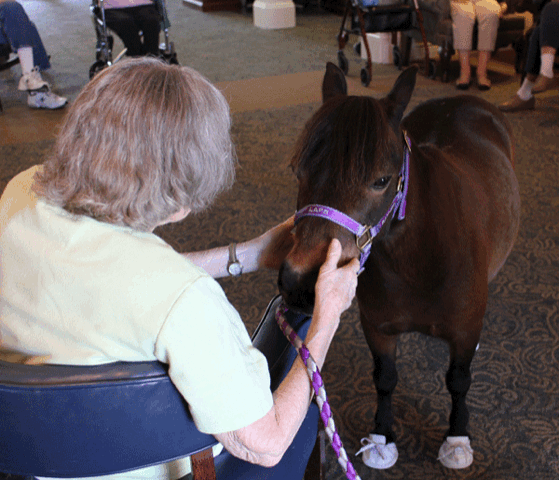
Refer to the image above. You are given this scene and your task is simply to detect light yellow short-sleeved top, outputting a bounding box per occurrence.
[0,167,273,480]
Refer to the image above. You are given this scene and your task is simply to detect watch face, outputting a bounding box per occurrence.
[228,262,242,276]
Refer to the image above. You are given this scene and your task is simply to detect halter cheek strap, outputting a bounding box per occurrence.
[294,132,412,274]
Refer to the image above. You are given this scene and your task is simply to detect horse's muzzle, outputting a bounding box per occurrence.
[277,261,318,315]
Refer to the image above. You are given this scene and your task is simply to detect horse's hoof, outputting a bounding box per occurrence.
[438,436,474,469]
[355,434,398,469]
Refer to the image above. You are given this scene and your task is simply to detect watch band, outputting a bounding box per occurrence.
[227,243,242,277]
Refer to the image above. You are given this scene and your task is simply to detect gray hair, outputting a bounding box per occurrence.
[33,57,236,231]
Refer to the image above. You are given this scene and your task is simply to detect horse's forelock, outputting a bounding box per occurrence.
[291,96,395,194]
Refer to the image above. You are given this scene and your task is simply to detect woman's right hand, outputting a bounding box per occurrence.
[314,239,359,323]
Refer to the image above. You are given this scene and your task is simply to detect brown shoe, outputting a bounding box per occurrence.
[532,75,559,94]
[498,94,535,112]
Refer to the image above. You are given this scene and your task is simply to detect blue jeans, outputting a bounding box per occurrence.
[0,1,50,70]
[525,0,559,75]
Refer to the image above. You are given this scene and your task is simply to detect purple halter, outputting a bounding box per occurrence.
[294,132,411,274]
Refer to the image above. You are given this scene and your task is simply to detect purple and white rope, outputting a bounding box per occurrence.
[275,303,362,480]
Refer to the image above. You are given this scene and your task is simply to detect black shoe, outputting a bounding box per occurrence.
[456,80,472,90]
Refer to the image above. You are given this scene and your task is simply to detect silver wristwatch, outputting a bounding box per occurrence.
[227,243,243,277]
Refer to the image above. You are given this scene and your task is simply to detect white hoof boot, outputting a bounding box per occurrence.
[356,434,398,469]
[438,436,474,469]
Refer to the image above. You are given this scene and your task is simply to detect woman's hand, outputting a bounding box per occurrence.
[255,216,295,270]
[314,239,359,323]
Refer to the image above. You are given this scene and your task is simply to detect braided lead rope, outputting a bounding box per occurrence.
[275,303,362,480]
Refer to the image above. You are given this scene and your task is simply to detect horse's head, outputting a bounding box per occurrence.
[278,63,417,314]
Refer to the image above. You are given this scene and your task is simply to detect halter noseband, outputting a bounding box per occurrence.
[294,132,411,275]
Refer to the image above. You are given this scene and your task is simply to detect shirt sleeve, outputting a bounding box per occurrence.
[154,276,273,434]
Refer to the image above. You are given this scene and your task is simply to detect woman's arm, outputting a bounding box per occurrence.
[214,239,360,466]
[182,216,295,278]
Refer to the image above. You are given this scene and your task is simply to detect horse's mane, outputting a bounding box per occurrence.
[291,95,396,192]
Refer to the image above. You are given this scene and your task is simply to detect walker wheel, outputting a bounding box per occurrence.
[337,51,349,75]
[360,66,371,87]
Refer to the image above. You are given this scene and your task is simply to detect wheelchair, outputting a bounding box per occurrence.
[89,0,179,79]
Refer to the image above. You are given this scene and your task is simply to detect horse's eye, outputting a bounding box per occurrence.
[372,176,391,190]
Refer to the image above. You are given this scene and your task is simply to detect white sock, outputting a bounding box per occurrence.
[17,47,35,76]
[517,77,535,100]
[540,53,555,78]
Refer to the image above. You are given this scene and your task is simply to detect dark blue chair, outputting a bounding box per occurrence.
[0,295,324,480]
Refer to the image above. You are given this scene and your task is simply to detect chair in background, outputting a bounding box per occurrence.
[401,0,533,81]
[0,43,20,112]
[0,295,325,480]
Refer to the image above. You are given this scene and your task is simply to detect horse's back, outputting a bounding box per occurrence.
[402,95,520,280]
[402,95,514,167]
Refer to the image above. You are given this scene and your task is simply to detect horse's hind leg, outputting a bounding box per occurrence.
[356,323,399,469]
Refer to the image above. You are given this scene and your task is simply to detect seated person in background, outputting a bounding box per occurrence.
[0,57,360,479]
[0,0,67,109]
[499,0,559,111]
[103,0,161,57]
[451,0,506,90]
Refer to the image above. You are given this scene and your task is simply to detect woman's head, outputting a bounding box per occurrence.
[33,57,235,231]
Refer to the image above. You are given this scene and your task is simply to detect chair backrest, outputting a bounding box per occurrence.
[0,295,323,480]
[0,359,218,478]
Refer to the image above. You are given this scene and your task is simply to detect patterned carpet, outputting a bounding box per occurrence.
[2,72,557,479]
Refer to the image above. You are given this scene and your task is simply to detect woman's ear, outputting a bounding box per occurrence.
[169,207,191,223]
[158,208,191,228]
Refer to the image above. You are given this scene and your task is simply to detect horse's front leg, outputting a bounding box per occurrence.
[356,316,399,469]
[438,328,481,470]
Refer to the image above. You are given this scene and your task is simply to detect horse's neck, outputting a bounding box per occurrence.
[376,146,433,266]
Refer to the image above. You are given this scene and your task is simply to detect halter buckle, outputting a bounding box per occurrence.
[396,175,404,192]
[356,227,373,252]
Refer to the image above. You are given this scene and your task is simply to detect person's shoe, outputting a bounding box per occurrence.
[27,90,68,110]
[456,79,472,90]
[532,74,559,94]
[438,436,474,469]
[498,94,535,112]
[477,77,491,91]
[356,434,398,469]
[18,66,49,92]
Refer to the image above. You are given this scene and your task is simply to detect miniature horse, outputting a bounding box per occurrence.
[278,63,520,469]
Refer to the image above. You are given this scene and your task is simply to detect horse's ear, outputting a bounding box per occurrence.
[385,65,418,126]
[322,62,347,103]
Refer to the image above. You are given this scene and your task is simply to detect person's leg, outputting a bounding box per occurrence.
[134,5,161,56]
[103,7,144,56]
[0,2,67,109]
[457,50,472,87]
[499,27,539,112]
[0,1,50,70]
[473,0,500,89]
[451,0,476,87]
[531,1,559,92]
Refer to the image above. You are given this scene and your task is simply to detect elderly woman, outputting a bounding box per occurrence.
[452,0,504,90]
[0,57,359,479]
